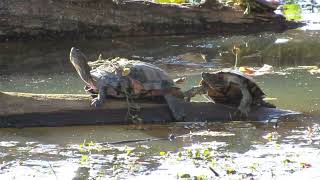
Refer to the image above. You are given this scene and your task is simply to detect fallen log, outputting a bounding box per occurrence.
[0,0,302,41]
[0,91,298,128]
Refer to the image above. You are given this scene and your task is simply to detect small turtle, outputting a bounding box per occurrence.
[184,70,275,117]
[69,47,185,120]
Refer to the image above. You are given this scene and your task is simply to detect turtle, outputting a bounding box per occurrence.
[184,70,275,117]
[69,47,185,121]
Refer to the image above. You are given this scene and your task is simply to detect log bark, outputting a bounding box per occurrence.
[0,91,298,128]
[0,0,301,41]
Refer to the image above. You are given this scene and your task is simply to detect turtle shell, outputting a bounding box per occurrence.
[200,70,265,106]
[89,58,179,97]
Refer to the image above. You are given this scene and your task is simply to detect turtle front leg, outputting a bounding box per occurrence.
[244,1,251,15]
[242,0,251,15]
[91,86,106,107]
[236,82,253,118]
[91,79,107,107]
[184,85,208,102]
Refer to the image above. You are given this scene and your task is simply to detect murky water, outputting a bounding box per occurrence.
[1,29,320,179]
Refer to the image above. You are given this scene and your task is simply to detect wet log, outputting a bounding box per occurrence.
[0,0,302,41]
[0,91,298,128]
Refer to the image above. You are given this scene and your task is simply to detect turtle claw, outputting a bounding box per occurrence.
[91,97,104,107]
[234,107,249,119]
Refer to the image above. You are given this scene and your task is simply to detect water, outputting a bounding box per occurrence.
[1,29,320,179]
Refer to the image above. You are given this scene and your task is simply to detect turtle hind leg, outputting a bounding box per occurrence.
[236,83,253,118]
[164,94,185,121]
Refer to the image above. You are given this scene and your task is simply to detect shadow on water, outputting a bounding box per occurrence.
[1,29,320,179]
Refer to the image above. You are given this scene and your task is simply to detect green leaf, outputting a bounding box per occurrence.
[283,4,302,21]
[81,155,88,161]
[300,162,312,168]
[87,141,95,147]
[203,149,211,159]
[195,149,201,159]
[196,175,207,180]
[249,163,259,171]
[179,173,191,178]
[80,155,89,165]
[159,151,167,156]
[177,151,183,160]
[187,149,193,158]
[127,149,133,156]
[283,159,293,165]
[226,167,236,175]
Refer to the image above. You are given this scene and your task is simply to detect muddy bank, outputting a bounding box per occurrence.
[0,0,301,41]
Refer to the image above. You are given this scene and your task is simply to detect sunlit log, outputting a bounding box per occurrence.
[0,91,298,128]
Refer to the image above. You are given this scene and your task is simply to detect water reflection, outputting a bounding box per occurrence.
[1,30,320,75]
[0,119,319,179]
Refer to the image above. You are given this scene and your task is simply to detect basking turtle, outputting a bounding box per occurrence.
[184,70,275,117]
[69,47,185,120]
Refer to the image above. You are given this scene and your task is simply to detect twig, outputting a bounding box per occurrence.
[47,161,58,180]
[209,166,220,177]
[232,46,240,69]
[100,134,177,145]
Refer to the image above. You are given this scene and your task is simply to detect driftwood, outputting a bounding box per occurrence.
[0,0,302,41]
[0,91,298,128]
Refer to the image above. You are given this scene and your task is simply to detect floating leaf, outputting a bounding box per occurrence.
[177,152,183,161]
[264,133,273,141]
[283,159,294,165]
[203,148,211,159]
[196,174,207,180]
[187,149,193,158]
[86,141,95,147]
[80,155,89,165]
[283,4,302,21]
[159,151,167,156]
[300,162,312,168]
[195,149,201,159]
[249,163,259,172]
[226,167,236,175]
[263,132,279,141]
[126,149,133,156]
[178,173,191,178]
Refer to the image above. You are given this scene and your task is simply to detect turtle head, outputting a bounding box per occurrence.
[201,72,224,89]
[70,47,96,89]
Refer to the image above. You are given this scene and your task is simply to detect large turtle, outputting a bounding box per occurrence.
[184,70,275,117]
[69,47,185,121]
